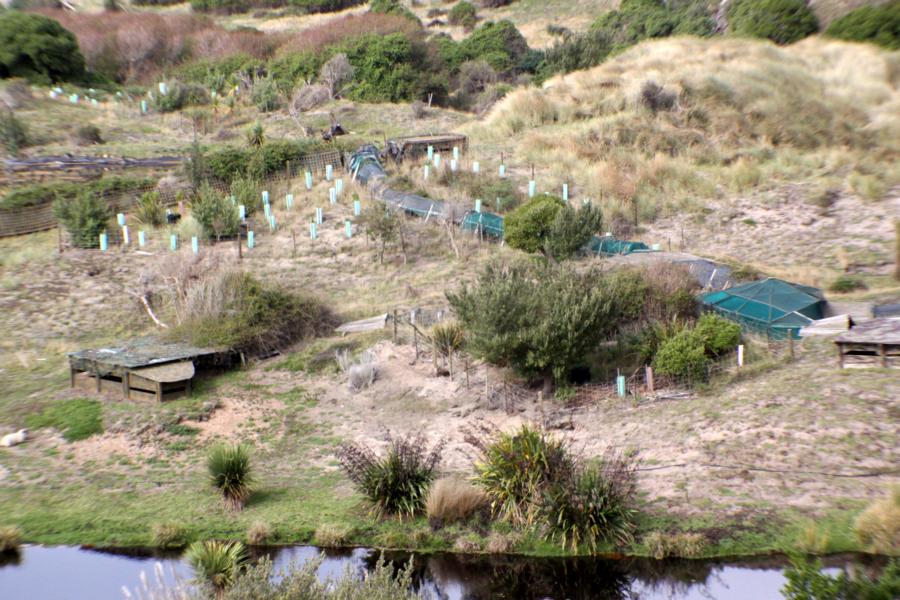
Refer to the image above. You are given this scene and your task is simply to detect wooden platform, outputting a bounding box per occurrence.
[834,319,900,369]
[68,337,236,402]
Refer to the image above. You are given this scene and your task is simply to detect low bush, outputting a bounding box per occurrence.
[337,433,445,518]
[72,123,103,146]
[207,443,254,511]
[251,76,280,112]
[208,147,251,182]
[134,191,166,227]
[290,84,330,114]
[185,540,247,596]
[854,486,899,555]
[829,274,868,294]
[458,20,530,74]
[825,2,900,50]
[448,1,477,30]
[230,176,260,215]
[425,477,487,527]
[246,521,272,545]
[545,202,604,260]
[0,11,85,83]
[0,525,22,553]
[652,328,709,381]
[152,522,190,548]
[694,313,741,357]
[639,80,676,113]
[728,0,818,45]
[153,80,210,113]
[246,121,264,147]
[336,349,377,391]
[53,192,111,248]
[25,398,103,442]
[314,523,353,547]
[191,182,240,240]
[0,109,28,155]
[2,176,153,210]
[782,556,900,600]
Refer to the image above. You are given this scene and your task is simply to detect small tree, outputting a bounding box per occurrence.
[448,262,625,390]
[545,201,604,261]
[207,443,253,512]
[448,1,478,30]
[361,205,405,263]
[185,540,247,599]
[0,12,85,83]
[191,182,240,240]
[53,192,111,248]
[183,140,206,191]
[318,53,354,98]
[251,76,280,112]
[503,193,565,254]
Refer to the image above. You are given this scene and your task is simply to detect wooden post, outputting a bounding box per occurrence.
[413,327,419,359]
[393,309,398,344]
[537,391,544,429]
[465,356,469,389]
[837,343,844,369]
[432,336,438,375]
[880,343,887,368]
[237,227,243,262]
[645,366,654,393]
[291,229,297,259]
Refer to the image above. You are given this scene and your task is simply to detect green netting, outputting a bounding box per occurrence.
[460,210,504,239]
[700,278,824,339]
[588,235,651,256]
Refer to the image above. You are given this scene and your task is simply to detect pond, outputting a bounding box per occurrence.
[0,545,881,600]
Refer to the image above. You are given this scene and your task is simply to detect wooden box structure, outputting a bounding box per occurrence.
[834,319,900,369]
[384,134,468,162]
[68,337,237,402]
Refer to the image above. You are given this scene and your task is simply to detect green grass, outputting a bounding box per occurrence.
[24,398,103,442]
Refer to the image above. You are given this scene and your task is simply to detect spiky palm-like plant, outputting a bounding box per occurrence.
[207,443,253,511]
[185,540,247,598]
[431,321,465,375]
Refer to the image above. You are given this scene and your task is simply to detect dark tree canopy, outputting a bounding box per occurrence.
[0,12,85,83]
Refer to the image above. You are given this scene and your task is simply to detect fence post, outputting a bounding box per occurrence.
[537,391,544,429]
[465,356,469,389]
[645,366,654,393]
[393,309,398,344]
[616,375,626,398]
[737,344,744,367]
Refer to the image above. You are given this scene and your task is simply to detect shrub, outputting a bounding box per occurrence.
[694,313,741,357]
[639,80,676,113]
[72,123,103,146]
[53,192,111,248]
[448,1,477,30]
[728,0,818,45]
[290,84,330,114]
[826,3,900,50]
[24,398,103,442]
[633,318,688,365]
[152,522,190,549]
[0,109,27,155]
[342,33,425,102]
[191,182,240,240]
[431,321,465,358]
[335,349,377,391]
[425,477,487,526]
[246,521,272,546]
[829,274,868,294]
[0,12,85,83]
[336,433,445,518]
[782,556,900,600]
[545,201,604,260]
[0,525,22,553]
[207,443,254,511]
[229,176,261,214]
[370,0,420,21]
[652,329,708,382]
[207,148,250,183]
[448,262,630,388]
[318,53,354,98]
[251,76,280,112]
[458,20,530,73]
[854,487,899,555]
[133,191,165,228]
[503,193,564,254]
[542,452,639,551]
[153,81,210,113]
[185,540,247,595]
[470,424,574,526]
[360,205,404,263]
[246,121,265,147]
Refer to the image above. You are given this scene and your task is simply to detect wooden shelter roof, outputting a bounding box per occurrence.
[68,336,223,369]
[834,319,900,345]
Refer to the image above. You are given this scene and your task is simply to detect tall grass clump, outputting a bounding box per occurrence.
[152,522,190,549]
[337,433,445,518]
[0,110,28,155]
[185,540,247,597]
[0,525,22,554]
[134,191,166,227]
[425,477,487,528]
[25,398,103,442]
[468,424,639,552]
[853,486,899,555]
[207,443,253,511]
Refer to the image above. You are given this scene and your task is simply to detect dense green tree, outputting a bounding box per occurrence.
[448,262,625,389]
[503,194,565,254]
[459,20,530,72]
[0,12,85,83]
[545,202,604,261]
[53,193,111,249]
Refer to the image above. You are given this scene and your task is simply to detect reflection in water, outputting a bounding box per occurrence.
[0,544,885,600]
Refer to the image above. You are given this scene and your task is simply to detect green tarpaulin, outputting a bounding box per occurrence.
[588,235,650,256]
[460,210,504,239]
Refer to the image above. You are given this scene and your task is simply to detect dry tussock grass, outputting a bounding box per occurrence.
[854,486,899,555]
[426,477,488,526]
[471,37,900,220]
